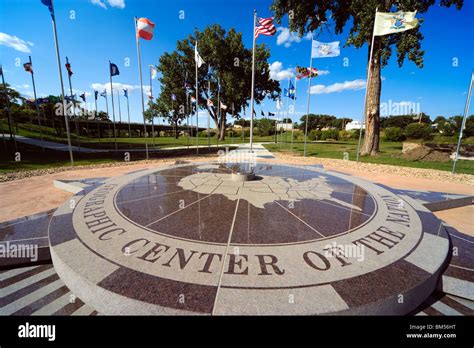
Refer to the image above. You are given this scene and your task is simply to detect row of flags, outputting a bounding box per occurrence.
[34,0,420,161]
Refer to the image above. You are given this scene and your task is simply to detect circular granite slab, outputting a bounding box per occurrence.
[48,162,451,315]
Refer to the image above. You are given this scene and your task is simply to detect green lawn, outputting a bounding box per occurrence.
[264,139,474,175]
[3,122,276,149]
[2,123,473,175]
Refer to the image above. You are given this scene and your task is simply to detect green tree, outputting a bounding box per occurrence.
[159,24,280,141]
[271,0,463,156]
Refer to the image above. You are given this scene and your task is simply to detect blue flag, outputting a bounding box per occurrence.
[110,62,120,76]
[123,89,128,98]
[100,90,107,98]
[94,90,98,100]
[41,0,55,20]
[311,40,340,58]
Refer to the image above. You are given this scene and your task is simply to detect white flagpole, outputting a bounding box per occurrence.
[94,92,99,138]
[109,61,118,152]
[452,71,473,174]
[207,79,211,149]
[195,42,199,155]
[150,65,155,148]
[284,77,291,145]
[356,8,378,162]
[135,16,149,160]
[303,33,314,157]
[291,75,297,152]
[126,91,132,149]
[66,56,81,152]
[49,5,74,165]
[117,88,122,124]
[249,9,257,151]
[28,56,44,151]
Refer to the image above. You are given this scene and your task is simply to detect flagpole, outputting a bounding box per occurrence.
[28,56,44,151]
[125,91,132,149]
[65,56,81,152]
[207,79,211,149]
[1,66,17,149]
[452,71,473,174]
[195,41,199,155]
[217,75,220,147]
[291,75,297,152]
[94,92,99,138]
[356,8,378,162]
[49,4,74,165]
[150,65,155,148]
[108,61,118,152]
[117,89,122,124]
[249,9,257,151]
[103,93,110,140]
[303,33,314,157]
[283,77,291,145]
[134,16,149,160]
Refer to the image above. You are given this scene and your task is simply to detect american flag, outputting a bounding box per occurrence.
[254,17,276,39]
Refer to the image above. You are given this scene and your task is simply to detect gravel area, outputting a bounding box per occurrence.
[1,152,473,187]
[273,153,474,186]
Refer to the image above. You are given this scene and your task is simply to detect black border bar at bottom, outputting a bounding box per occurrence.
[0,315,472,346]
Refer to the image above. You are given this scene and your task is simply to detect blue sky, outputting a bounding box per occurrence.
[0,0,472,127]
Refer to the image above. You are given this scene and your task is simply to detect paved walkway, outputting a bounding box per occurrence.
[13,135,240,153]
[226,142,276,159]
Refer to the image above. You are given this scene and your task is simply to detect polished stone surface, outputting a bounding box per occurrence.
[47,162,454,315]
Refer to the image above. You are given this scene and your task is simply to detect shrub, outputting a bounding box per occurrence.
[338,130,352,141]
[292,130,304,141]
[199,130,216,137]
[383,127,405,142]
[308,129,322,141]
[438,122,456,136]
[405,123,434,141]
[320,129,339,141]
[352,128,365,139]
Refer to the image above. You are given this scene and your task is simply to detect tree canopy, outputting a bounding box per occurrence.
[148,24,281,140]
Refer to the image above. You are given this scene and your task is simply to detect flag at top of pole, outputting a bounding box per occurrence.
[311,41,340,58]
[134,16,155,160]
[373,11,418,36]
[136,17,155,40]
[195,43,205,68]
[41,0,55,19]
[255,17,277,39]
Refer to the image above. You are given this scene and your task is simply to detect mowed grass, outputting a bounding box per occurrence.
[2,123,473,175]
[264,139,474,175]
[4,122,275,149]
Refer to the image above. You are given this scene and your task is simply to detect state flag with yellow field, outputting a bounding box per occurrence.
[374,11,418,36]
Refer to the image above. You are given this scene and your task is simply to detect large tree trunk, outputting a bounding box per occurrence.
[360,37,382,156]
[218,112,226,141]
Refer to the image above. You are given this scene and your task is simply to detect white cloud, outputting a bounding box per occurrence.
[317,70,330,76]
[15,84,30,89]
[91,0,125,9]
[0,32,33,53]
[269,61,294,81]
[91,82,149,94]
[310,79,366,94]
[276,27,312,48]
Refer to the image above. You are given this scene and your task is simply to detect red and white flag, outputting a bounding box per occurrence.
[255,17,276,39]
[136,17,155,40]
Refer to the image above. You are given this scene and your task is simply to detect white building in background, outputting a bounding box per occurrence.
[345,121,365,131]
[276,123,293,131]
